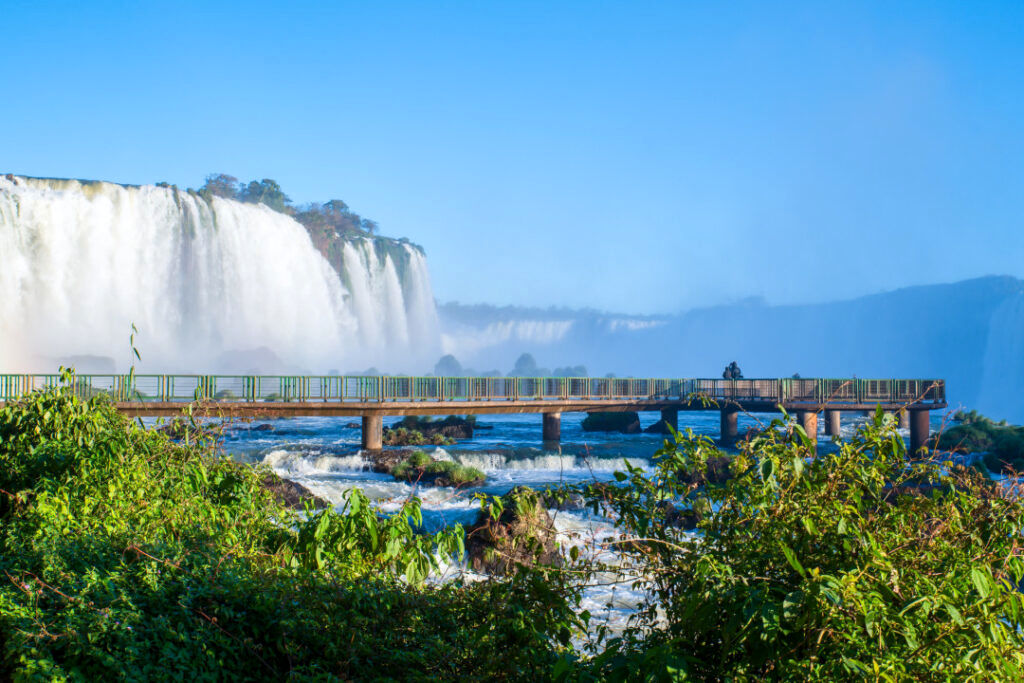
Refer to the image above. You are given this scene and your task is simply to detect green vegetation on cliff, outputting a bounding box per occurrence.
[197,173,421,271]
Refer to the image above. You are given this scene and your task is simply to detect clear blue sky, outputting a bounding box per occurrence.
[2,1,1022,313]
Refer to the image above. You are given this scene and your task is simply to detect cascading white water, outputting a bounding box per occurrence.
[0,176,440,372]
[978,291,1024,423]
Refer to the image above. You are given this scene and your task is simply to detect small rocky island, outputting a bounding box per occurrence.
[382,415,476,446]
[370,450,485,487]
[465,486,561,575]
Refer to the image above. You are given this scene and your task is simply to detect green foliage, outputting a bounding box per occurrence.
[381,426,456,446]
[238,178,290,212]
[0,372,569,679]
[937,411,1024,473]
[7,372,1022,679]
[392,451,485,487]
[198,173,240,199]
[573,413,1024,680]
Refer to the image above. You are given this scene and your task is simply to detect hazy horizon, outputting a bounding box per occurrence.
[3,1,1023,314]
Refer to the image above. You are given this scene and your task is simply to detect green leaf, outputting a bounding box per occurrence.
[780,543,806,577]
[971,568,991,599]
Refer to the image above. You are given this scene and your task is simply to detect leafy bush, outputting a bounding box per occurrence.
[6,374,1023,679]
[382,426,457,446]
[392,451,485,487]
[0,372,573,679]
[936,411,1024,473]
[571,409,1024,679]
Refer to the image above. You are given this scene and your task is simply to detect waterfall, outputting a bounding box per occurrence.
[0,176,440,373]
[978,291,1024,423]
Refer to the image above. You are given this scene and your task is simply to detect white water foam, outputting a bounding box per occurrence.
[0,176,440,372]
[443,450,648,474]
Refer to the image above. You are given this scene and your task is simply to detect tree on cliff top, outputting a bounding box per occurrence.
[200,173,240,199]
[239,178,291,212]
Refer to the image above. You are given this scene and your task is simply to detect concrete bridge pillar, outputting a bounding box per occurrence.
[720,407,739,444]
[543,412,561,442]
[909,410,930,454]
[362,414,383,451]
[897,410,910,429]
[797,411,818,454]
[661,408,678,432]
[824,409,841,436]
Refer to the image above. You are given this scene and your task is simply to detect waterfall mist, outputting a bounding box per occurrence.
[0,176,440,373]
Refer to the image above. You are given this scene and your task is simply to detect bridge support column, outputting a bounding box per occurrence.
[661,408,678,433]
[898,410,910,429]
[909,410,930,454]
[543,412,561,442]
[720,407,738,445]
[824,410,841,436]
[362,414,383,451]
[797,411,818,454]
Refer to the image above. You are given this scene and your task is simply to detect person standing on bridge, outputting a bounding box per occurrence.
[722,361,743,380]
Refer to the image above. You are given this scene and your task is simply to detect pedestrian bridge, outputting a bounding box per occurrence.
[0,374,946,453]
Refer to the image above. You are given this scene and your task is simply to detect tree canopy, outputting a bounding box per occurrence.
[198,172,380,238]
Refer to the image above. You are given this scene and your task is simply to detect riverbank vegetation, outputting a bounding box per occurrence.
[2,376,1023,679]
[0,372,576,679]
[571,411,1024,678]
[935,409,1024,473]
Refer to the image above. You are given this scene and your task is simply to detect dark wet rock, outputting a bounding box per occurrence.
[660,501,701,530]
[344,422,360,429]
[260,472,329,510]
[391,415,475,440]
[367,449,410,474]
[466,486,561,575]
[581,411,642,434]
[542,490,586,511]
[678,455,734,485]
[644,419,674,434]
[229,422,275,433]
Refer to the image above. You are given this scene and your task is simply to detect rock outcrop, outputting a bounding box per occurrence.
[678,455,734,485]
[390,415,475,440]
[644,419,674,434]
[581,411,642,434]
[465,486,561,575]
[260,472,330,510]
[368,450,485,487]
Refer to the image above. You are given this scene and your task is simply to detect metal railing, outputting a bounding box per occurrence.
[0,374,946,406]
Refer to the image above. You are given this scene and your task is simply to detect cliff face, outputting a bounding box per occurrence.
[0,175,440,373]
